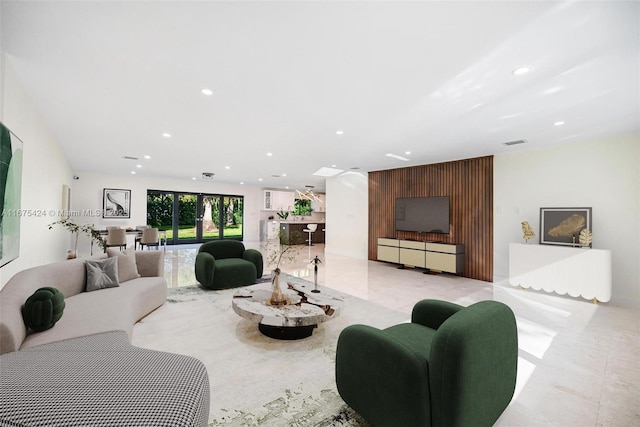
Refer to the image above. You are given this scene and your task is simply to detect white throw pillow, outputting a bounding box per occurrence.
[106,248,141,283]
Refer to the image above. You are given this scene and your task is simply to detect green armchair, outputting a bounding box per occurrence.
[335,299,518,427]
[195,240,263,289]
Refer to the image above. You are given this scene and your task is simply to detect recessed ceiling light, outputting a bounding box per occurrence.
[336,130,344,135]
[258,178,263,182]
[405,151,411,155]
[131,171,136,174]
[554,121,565,126]
[267,153,273,157]
[192,177,196,180]
[512,67,530,76]
[201,88,213,96]
[385,153,409,161]
[240,182,244,185]
[331,164,337,168]
[282,173,287,177]
[225,166,230,170]
[162,133,171,138]
[144,155,151,159]
[136,164,142,168]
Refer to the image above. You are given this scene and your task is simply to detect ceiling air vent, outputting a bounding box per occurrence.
[202,172,215,179]
[502,139,527,146]
[123,156,139,160]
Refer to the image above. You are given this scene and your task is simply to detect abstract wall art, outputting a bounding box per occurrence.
[0,122,24,267]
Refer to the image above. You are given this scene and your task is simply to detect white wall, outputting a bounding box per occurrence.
[69,171,263,256]
[0,58,74,287]
[494,136,640,308]
[325,171,368,259]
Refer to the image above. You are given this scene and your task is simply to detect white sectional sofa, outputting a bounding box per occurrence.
[0,251,210,427]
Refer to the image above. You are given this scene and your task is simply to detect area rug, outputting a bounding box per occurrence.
[132,274,410,426]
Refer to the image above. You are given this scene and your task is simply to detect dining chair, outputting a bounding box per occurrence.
[134,225,149,249]
[139,228,160,250]
[105,228,127,251]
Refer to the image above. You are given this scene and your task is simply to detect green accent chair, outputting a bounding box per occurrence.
[195,240,263,290]
[335,299,518,427]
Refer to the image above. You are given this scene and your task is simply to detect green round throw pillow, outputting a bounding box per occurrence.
[22,287,66,332]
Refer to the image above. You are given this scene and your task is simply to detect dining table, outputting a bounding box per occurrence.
[92,229,167,254]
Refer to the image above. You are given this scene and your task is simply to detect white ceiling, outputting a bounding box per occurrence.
[2,1,638,192]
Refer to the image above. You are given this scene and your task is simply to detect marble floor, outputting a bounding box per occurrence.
[162,242,639,426]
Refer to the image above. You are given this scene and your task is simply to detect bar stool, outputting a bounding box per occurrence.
[303,224,318,246]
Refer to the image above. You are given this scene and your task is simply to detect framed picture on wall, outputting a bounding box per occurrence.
[540,207,592,246]
[61,184,71,219]
[103,188,131,218]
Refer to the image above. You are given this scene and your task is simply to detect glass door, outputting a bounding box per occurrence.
[147,191,243,244]
[176,194,199,244]
[201,195,220,240]
[221,196,244,239]
[146,191,174,241]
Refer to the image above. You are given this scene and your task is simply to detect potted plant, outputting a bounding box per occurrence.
[48,218,107,258]
[264,229,303,306]
[276,209,290,220]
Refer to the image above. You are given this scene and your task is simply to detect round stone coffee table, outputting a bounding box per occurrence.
[232,281,343,340]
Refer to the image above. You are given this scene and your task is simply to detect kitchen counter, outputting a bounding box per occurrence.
[279,222,325,245]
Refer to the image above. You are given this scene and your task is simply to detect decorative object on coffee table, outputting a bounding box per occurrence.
[268,268,291,306]
[310,255,322,293]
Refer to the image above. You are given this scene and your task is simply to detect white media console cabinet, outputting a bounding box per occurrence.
[377,238,464,274]
[508,243,612,303]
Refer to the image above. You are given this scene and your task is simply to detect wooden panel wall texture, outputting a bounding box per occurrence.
[368,156,493,282]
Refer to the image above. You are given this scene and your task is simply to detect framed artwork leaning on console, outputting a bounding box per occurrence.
[540,207,592,247]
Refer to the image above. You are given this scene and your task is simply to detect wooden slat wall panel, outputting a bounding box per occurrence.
[368,156,493,282]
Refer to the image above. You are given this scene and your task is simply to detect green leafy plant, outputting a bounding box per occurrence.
[276,209,290,220]
[264,229,304,273]
[48,218,107,256]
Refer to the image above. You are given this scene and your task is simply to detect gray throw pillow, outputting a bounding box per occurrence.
[86,257,120,292]
[106,248,141,283]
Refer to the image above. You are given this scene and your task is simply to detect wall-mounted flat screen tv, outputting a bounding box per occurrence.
[395,196,450,234]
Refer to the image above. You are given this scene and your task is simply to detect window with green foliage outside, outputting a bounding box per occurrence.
[293,199,312,216]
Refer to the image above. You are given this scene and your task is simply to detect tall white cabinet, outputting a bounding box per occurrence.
[263,190,295,211]
[508,243,612,303]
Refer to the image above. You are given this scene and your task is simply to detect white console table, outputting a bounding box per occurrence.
[377,238,464,274]
[508,243,612,303]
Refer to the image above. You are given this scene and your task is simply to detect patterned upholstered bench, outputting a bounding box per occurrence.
[0,331,210,427]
